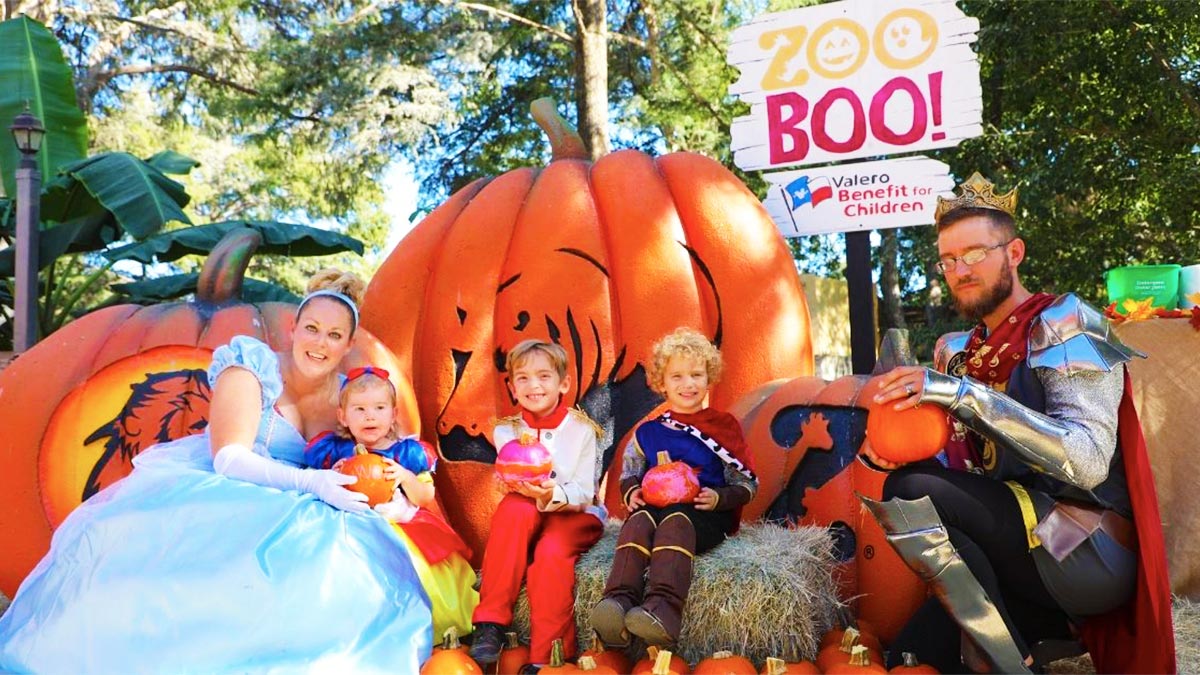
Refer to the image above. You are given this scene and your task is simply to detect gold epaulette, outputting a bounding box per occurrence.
[493,414,523,433]
[568,407,605,439]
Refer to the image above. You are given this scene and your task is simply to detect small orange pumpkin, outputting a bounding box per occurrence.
[576,655,618,674]
[580,635,632,674]
[817,628,882,673]
[693,650,756,674]
[888,652,939,674]
[338,443,396,507]
[759,656,820,675]
[0,228,418,597]
[421,627,483,675]
[865,397,950,464]
[540,639,581,674]
[495,631,531,675]
[641,451,701,507]
[825,646,886,674]
[633,647,691,675]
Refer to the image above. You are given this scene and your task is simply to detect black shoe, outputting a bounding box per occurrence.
[518,664,542,675]
[469,622,505,665]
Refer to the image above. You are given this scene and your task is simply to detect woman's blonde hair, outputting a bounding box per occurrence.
[336,371,401,441]
[647,327,722,395]
[299,268,365,334]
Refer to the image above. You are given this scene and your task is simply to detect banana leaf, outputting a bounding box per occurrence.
[107,273,302,304]
[145,150,201,176]
[0,16,88,198]
[50,152,192,239]
[0,217,92,276]
[103,220,364,264]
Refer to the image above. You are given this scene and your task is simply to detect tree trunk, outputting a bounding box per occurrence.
[880,229,906,330]
[571,0,609,159]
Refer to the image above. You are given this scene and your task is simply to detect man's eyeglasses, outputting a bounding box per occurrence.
[935,241,1012,275]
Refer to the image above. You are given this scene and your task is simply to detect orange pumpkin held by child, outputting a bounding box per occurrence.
[642,451,702,507]
[337,444,397,507]
[359,97,815,563]
[0,229,418,598]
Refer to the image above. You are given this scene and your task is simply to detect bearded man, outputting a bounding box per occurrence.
[862,173,1175,674]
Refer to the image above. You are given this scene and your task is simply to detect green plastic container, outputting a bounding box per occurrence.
[1105,264,1181,312]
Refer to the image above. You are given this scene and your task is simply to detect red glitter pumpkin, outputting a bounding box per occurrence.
[641,451,701,508]
[495,437,554,484]
[338,444,396,507]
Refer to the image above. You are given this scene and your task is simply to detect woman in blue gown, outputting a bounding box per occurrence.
[0,270,435,674]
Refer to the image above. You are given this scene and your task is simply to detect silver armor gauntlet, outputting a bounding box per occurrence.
[922,294,1142,489]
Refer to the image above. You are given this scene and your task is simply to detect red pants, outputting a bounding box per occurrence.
[473,494,603,663]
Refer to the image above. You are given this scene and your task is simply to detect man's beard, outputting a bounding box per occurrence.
[952,259,1014,323]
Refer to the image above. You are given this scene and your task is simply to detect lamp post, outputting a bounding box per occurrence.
[10,107,45,353]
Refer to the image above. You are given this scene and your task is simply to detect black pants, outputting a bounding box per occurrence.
[883,464,1073,673]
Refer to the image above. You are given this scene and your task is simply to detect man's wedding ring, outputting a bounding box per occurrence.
[904,383,915,397]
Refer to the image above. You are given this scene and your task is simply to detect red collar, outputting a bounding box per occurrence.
[521,402,569,430]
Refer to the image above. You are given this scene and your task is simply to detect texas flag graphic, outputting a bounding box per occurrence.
[783,175,833,211]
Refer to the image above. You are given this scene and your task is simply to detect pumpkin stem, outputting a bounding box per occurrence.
[354,443,368,456]
[765,657,787,675]
[549,639,566,668]
[840,627,862,652]
[442,626,461,650]
[197,227,263,306]
[847,645,873,667]
[902,652,920,667]
[530,98,589,161]
[505,631,520,649]
[652,649,674,675]
[656,451,671,465]
[712,650,734,659]
[578,655,599,672]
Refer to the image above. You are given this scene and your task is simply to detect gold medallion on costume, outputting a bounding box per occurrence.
[981,437,998,472]
[947,352,968,377]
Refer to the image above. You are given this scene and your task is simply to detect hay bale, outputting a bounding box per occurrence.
[512,520,841,665]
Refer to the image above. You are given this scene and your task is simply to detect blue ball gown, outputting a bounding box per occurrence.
[0,337,434,674]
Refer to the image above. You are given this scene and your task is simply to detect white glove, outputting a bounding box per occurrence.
[373,489,419,523]
[213,443,370,513]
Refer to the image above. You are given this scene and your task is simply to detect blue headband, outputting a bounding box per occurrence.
[297,289,359,331]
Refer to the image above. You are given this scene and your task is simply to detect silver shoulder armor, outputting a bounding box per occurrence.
[933,331,971,374]
[1028,294,1145,372]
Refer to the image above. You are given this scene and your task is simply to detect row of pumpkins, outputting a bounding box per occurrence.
[422,627,940,675]
[0,99,944,646]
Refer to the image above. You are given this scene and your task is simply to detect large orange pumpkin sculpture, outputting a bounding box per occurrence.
[361,98,814,558]
[731,373,928,646]
[0,229,419,597]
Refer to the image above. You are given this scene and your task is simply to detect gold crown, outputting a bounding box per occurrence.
[934,172,1018,222]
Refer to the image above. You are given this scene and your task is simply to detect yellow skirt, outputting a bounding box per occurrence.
[391,523,479,639]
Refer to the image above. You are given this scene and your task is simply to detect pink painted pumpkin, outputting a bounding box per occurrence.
[642,451,701,507]
[495,438,554,484]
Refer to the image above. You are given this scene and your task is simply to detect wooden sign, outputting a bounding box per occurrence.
[729,0,982,171]
[762,156,954,236]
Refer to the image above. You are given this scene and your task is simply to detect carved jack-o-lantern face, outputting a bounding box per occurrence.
[0,230,417,598]
[361,100,815,560]
[733,374,926,645]
[807,20,869,79]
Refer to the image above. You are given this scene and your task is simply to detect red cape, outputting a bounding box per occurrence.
[1080,370,1176,674]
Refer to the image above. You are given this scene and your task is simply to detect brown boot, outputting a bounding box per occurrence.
[590,510,655,647]
[625,512,694,646]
